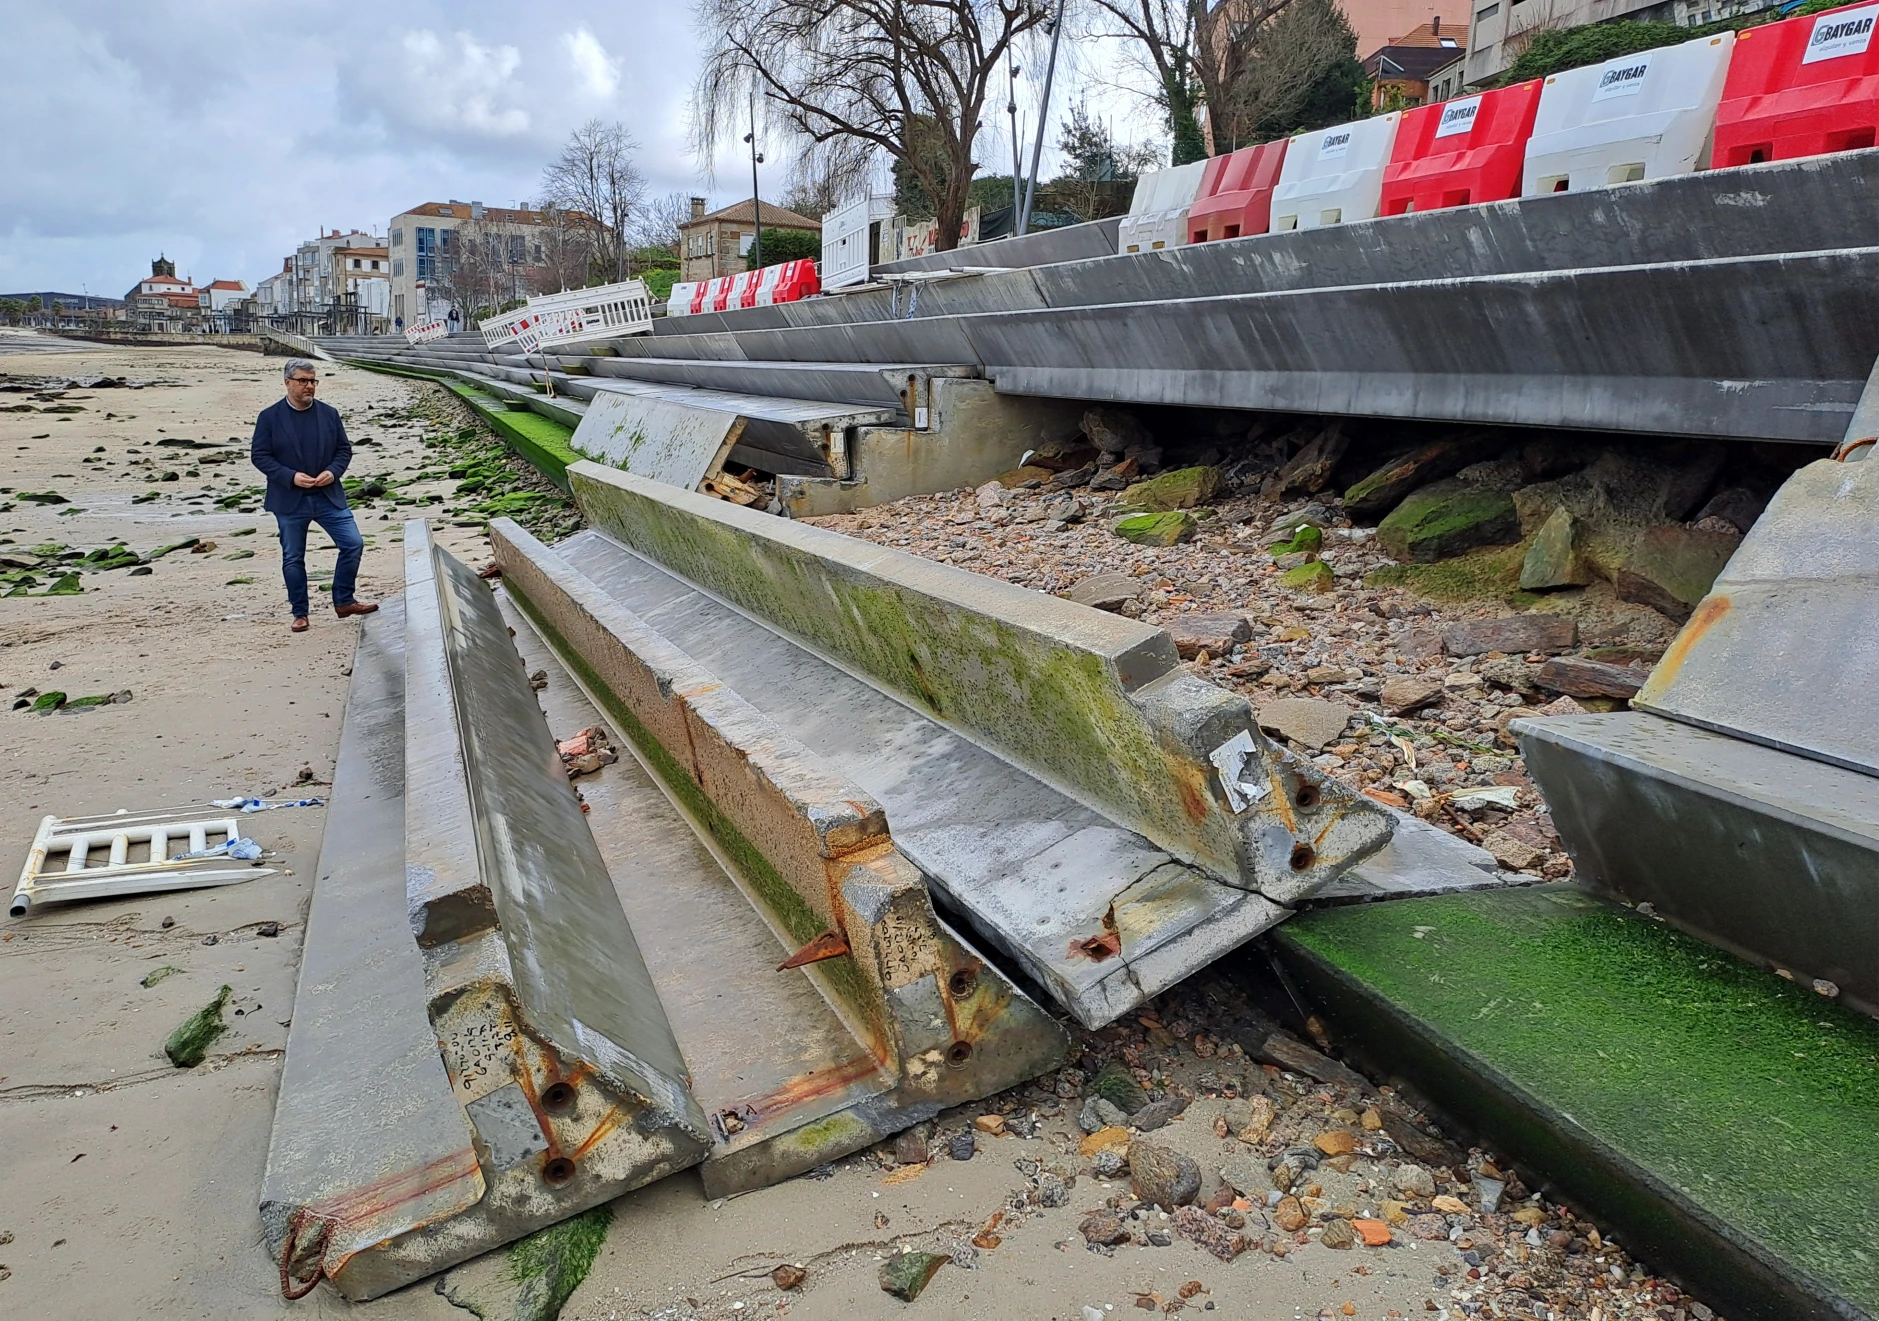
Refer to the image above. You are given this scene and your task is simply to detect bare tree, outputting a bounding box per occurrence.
[536,205,600,293]
[628,191,693,254]
[427,218,526,321]
[781,149,873,222]
[692,0,1050,252]
[1221,0,1361,145]
[540,120,648,281]
[1089,0,1298,158]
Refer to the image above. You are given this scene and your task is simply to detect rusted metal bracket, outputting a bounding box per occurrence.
[778,928,851,969]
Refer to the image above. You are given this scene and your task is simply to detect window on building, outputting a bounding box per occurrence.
[1476,3,1498,20]
[371,259,381,270]
[531,244,543,264]
[1440,35,1460,45]
[392,228,403,247]
[415,227,436,279]
[507,234,526,264]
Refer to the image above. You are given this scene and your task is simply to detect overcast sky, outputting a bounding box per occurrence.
[1,2,1151,299]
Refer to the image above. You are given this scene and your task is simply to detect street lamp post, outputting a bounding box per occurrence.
[743,95,766,270]
[1008,61,1023,227]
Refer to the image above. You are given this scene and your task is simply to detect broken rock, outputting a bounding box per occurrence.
[1256,698,1354,751]
[879,1251,947,1301]
[1380,675,1444,716]
[1343,434,1492,519]
[1065,571,1141,612]
[1377,480,1519,563]
[1613,524,1739,622]
[1519,507,1593,591]
[1275,424,1350,496]
[1535,656,1646,701]
[1166,612,1251,660]
[1112,511,1196,547]
[1116,465,1220,512]
[1441,613,1577,657]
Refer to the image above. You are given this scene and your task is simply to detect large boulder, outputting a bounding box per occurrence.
[1513,448,1725,578]
[1115,465,1220,512]
[1275,424,1351,496]
[1343,433,1496,519]
[1083,406,1154,456]
[1377,479,1519,563]
[1613,524,1740,621]
[1519,507,1592,590]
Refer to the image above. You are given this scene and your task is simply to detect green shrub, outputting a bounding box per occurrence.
[745,227,821,270]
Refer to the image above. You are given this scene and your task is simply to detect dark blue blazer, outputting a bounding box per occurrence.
[251,398,352,515]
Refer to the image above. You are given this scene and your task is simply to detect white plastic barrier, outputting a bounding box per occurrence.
[1523,32,1737,195]
[478,307,546,352]
[405,318,449,346]
[749,265,785,306]
[821,194,894,290]
[1270,112,1402,232]
[1117,159,1210,253]
[530,279,653,348]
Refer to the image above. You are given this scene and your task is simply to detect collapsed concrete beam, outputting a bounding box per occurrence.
[516,465,1389,1026]
[492,519,1067,1191]
[389,524,710,1284]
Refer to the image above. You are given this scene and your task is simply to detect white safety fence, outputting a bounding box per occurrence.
[821,194,895,290]
[477,279,652,352]
[1118,158,1210,253]
[1270,112,1403,231]
[1524,33,1737,195]
[405,318,450,346]
[11,805,276,916]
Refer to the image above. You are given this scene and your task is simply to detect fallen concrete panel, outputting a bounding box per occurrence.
[1517,710,1879,1019]
[511,467,1391,1025]
[583,356,978,410]
[260,602,487,1300]
[1635,456,1879,775]
[1277,884,1879,1321]
[388,523,710,1289]
[566,462,1391,906]
[569,387,740,491]
[491,525,1068,1190]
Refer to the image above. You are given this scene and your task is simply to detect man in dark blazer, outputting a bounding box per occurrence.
[250,359,378,633]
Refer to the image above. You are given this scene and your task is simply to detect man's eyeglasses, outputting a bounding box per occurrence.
[288,377,318,386]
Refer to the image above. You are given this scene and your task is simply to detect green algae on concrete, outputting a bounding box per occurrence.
[1113,510,1197,545]
[1279,885,1879,1320]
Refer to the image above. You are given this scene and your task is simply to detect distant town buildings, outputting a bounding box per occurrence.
[677,197,822,282]
[120,255,249,332]
[1363,16,1467,109]
[387,200,593,328]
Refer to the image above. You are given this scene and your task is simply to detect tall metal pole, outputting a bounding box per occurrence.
[1008,61,1023,231]
[1019,0,1067,236]
[747,94,765,269]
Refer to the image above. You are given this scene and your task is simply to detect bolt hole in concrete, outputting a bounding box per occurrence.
[1289,843,1317,871]
[946,1040,973,1067]
[947,968,978,999]
[1294,783,1321,809]
[540,1081,576,1112]
[542,1156,577,1185]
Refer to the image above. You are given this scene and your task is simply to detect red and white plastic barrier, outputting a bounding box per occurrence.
[1118,159,1210,252]
[1380,80,1545,215]
[1187,139,1290,243]
[405,318,450,346]
[666,260,823,317]
[1714,0,1879,166]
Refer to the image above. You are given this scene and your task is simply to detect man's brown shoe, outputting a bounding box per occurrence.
[334,601,380,619]
[291,616,310,633]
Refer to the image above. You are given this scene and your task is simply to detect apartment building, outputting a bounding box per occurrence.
[386,201,593,326]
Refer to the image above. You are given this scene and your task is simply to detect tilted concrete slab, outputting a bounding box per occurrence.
[1277,884,1879,1321]
[260,602,488,1300]
[569,388,741,491]
[1635,456,1879,775]
[1518,709,1879,1021]
[395,523,712,1285]
[515,465,1390,1025]
[490,524,1067,1191]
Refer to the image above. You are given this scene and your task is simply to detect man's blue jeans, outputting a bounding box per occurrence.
[275,506,363,617]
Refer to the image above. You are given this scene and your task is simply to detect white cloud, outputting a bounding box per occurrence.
[386,30,530,138]
[565,28,621,100]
